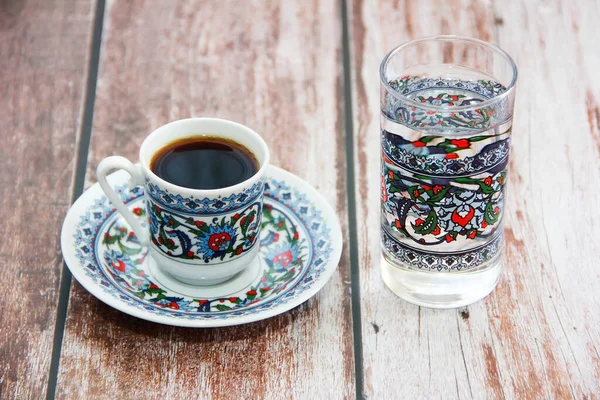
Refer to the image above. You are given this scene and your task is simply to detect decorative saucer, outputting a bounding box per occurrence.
[61,166,342,327]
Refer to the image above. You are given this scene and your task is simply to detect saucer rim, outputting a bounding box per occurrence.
[61,165,343,328]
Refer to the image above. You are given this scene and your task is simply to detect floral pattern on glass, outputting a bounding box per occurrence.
[382,163,506,246]
[384,75,508,131]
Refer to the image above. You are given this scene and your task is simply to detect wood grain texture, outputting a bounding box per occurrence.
[0,0,95,398]
[349,0,600,398]
[56,1,355,399]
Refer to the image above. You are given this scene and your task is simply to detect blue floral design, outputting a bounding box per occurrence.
[195,222,238,261]
[145,178,263,214]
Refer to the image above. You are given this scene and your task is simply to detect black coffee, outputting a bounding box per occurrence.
[150,136,259,190]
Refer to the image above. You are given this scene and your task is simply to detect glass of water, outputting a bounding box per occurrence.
[380,36,518,308]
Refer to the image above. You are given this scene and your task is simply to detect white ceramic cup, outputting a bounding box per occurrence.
[97,118,270,285]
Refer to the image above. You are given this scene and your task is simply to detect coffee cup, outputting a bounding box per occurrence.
[97,118,270,285]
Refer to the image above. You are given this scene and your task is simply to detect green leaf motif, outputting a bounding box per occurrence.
[427,187,451,203]
[215,304,232,311]
[412,211,438,235]
[484,202,499,225]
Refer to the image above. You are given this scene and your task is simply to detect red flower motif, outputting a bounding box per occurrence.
[413,141,426,147]
[499,176,504,184]
[113,260,126,272]
[445,153,459,159]
[381,176,388,203]
[451,206,475,227]
[394,219,402,229]
[450,95,459,101]
[445,234,455,243]
[494,207,500,214]
[482,220,488,228]
[195,220,205,228]
[208,232,231,251]
[433,185,443,194]
[432,226,441,235]
[277,221,284,228]
[168,302,179,310]
[273,233,280,242]
[273,250,293,267]
[450,139,470,149]
[388,170,394,179]
[233,213,240,220]
[293,232,299,240]
[132,207,143,216]
[152,238,158,245]
[484,177,493,186]
[137,270,145,277]
[422,185,431,191]
[129,231,135,237]
[235,247,243,255]
[119,227,126,233]
[413,189,420,198]
[468,231,477,239]
[198,299,209,306]
[263,287,270,292]
[414,218,424,227]
[187,251,194,258]
[149,284,159,289]
[229,297,239,303]
[247,290,257,296]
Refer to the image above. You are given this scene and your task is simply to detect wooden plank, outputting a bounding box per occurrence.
[55,1,355,399]
[349,0,600,398]
[0,1,96,398]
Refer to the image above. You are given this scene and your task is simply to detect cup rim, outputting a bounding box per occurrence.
[379,35,518,113]
[139,117,270,194]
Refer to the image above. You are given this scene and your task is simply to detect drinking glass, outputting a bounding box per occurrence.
[380,36,517,308]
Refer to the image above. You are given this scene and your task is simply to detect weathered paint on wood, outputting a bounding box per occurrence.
[0,0,95,398]
[55,1,355,399]
[349,0,600,398]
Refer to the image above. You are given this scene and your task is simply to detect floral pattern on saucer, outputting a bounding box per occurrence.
[65,167,341,326]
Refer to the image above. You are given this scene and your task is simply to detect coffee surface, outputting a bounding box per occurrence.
[150,136,259,190]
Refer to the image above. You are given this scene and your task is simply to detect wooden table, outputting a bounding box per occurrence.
[2,0,599,398]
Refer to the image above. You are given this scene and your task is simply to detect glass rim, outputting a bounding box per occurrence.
[379,35,518,113]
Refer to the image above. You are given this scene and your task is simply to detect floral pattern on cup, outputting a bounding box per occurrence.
[145,177,264,214]
[147,200,261,263]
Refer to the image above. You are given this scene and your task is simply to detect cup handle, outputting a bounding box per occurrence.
[97,156,148,246]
